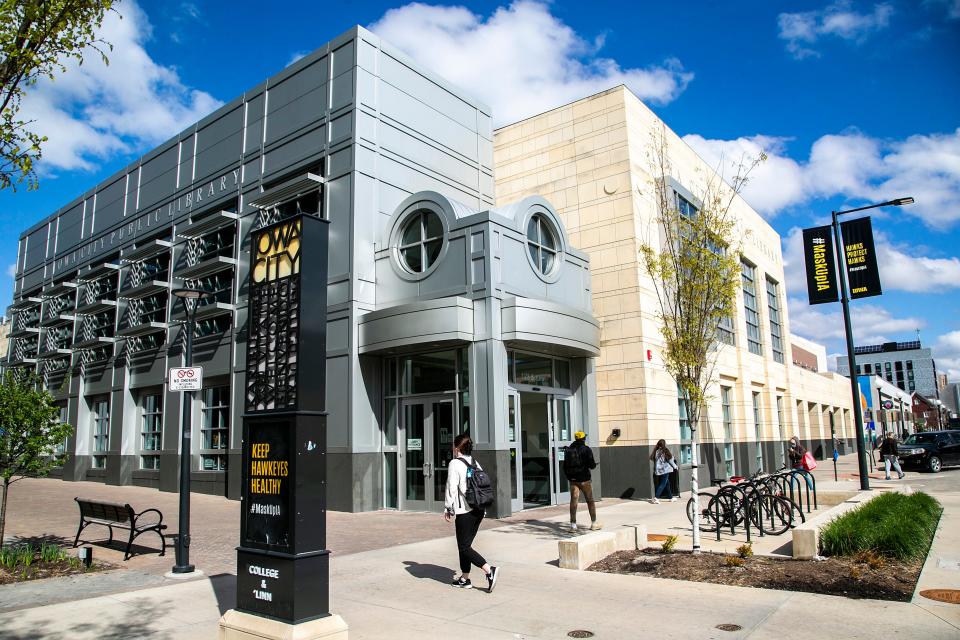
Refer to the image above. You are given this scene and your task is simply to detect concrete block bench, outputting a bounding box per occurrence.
[791,487,910,559]
[559,524,647,570]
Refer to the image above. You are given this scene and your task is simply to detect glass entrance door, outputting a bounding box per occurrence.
[552,396,573,505]
[507,391,522,513]
[401,397,455,512]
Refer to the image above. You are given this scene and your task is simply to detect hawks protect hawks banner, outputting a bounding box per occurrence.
[840,216,882,299]
[802,225,839,305]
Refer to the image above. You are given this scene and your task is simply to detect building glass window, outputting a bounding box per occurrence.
[864,364,871,374]
[91,398,109,468]
[526,214,558,275]
[678,384,692,464]
[855,365,861,374]
[721,386,735,476]
[201,386,230,471]
[776,395,785,465]
[906,360,913,371]
[676,192,698,219]
[724,443,735,477]
[53,404,68,465]
[399,210,443,273]
[766,277,784,363]
[752,391,763,471]
[140,393,162,470]
[741,261,763,356]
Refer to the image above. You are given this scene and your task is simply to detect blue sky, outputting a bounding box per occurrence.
[1,0,958,376]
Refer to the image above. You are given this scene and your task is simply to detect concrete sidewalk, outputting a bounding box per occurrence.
[1,482,957,638]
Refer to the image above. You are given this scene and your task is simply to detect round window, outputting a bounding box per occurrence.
[399,210,444,273]
[526,214,558,275]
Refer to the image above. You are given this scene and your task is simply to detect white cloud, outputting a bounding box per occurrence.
[684,129,960,229]
[935,331,960,380]
[287,50,309,67]
[925,0,960,19]
[787,297,924,350]
[778,2,894,59]
[369,1,692,127]
[6,263,16,280]
[20,0,221,173]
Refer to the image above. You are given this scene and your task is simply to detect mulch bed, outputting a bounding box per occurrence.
[587,548,923,601]
[0,559,110,585]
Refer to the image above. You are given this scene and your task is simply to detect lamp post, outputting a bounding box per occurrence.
[832,197,913,491]
[171,287,211,574]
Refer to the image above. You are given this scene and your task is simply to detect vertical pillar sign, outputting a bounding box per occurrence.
[801,225,839,305]
[235,213,330,623]
[839,216,882,299]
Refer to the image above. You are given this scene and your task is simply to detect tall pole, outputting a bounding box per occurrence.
[832,211,871,491]
[173,303,195,573]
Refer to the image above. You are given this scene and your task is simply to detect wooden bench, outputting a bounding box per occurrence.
[73,497,167,560]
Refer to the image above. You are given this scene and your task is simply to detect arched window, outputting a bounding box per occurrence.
[526,214,557,275]
[399,210,444,273]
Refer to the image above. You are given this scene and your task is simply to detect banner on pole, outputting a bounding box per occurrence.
[801,225,839,305]
[840,216,882,299]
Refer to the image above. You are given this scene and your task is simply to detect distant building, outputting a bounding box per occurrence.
[790,334,827,372]
[912,392,947,430]
[942,382,960,418]
[858,375,912,439]
[837,341,940,397]
[0,316,9,360]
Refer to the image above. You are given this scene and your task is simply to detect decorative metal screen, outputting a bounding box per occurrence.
[245,216,302,412]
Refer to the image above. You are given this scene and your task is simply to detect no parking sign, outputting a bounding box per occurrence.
[169,366,203,391]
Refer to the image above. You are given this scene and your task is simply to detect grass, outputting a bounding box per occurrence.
[0,542,81,572]
[820,492,942,560]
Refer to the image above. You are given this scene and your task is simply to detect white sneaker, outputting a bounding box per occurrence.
[569,522,578,531]
[670,497,679,502]
[651,498,660,504]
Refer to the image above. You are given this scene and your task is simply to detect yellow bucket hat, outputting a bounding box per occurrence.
[574,431,586,440]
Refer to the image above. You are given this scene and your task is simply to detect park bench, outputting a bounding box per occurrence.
[73,497,167,560]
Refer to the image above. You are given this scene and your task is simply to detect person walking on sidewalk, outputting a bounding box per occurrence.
[564,431,602,531]
[788,437,806,470]
[650,439,678,504]
[879,432,905,480]
[444,434,499,592]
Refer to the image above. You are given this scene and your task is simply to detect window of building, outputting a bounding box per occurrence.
[776,395,785,465]
[864,364,872,374]
[855,365,861,374]
[201,386,230,471]
[526,214,558,275]
[766,278,784,363]
[91,398,109,468]
[676,192,698,219]
[895,361,903,371]
[906,360,913,371]
[741,261,763,356]
[399,210,443,273]
[752,392,763,471]
[885,362,891,371]
[678,385,692,464]
[140,393,162,470]
[721,386,735,476]
[909,381,916,392]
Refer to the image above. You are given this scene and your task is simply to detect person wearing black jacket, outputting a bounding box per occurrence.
[563,431,602,532]
[879,432,905,481]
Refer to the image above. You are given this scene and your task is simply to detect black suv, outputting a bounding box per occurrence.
[897,430,960,473]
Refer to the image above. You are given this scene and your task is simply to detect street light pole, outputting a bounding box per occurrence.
[831,197,913,492]
[172,287,210,574]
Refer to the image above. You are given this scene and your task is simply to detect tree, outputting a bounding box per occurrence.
[640,125,763,553]
[0,0,116,191]
[0,371,72,548]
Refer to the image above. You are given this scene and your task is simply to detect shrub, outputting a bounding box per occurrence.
[736,543,753,559]
[724,556,745,567]
[850,566,863,580]
[661,535,679,552]
[820,492,942,560]
[853,549,886,570]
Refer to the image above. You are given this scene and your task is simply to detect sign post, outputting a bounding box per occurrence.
[219,214,348,639]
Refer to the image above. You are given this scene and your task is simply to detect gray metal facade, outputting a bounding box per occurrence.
[6,26,599,515]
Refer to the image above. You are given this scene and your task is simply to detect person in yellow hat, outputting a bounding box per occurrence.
[562,431,602,531]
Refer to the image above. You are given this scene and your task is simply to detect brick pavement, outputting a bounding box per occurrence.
[2,477,621,577]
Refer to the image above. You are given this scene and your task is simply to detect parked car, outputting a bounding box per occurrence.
[898,430,960,473]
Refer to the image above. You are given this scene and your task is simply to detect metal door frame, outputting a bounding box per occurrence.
[399,396,455,512]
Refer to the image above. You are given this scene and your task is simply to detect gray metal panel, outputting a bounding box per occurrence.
[24,225,49,270]
[418,235,467,296]
[378,51,479,132]
[264,58,328,145]
[262,125,325,177]
[94,177,127,232]
[327,355,349,448]
[56,204,84,255]
[379,121,478,192]
[178,135,194,187]
[358,297,474,353]
[326,172,351,278]
[501,297,600,357]
[379,81,479,162]
[328,317,349,352]
[195,105,244,182]
[138,145,179,211]
[330,111,352,145]
[376,154,480,210]
[331,40,355,78]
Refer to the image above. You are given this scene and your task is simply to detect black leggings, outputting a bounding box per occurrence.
[455,508,487,574]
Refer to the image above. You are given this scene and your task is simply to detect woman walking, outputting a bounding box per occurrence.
[788,436,806,470]
[879,432,905,480]
[649,439,678,504]
[444,434,499,592]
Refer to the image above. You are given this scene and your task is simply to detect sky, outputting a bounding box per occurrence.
[1,0,958,377]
